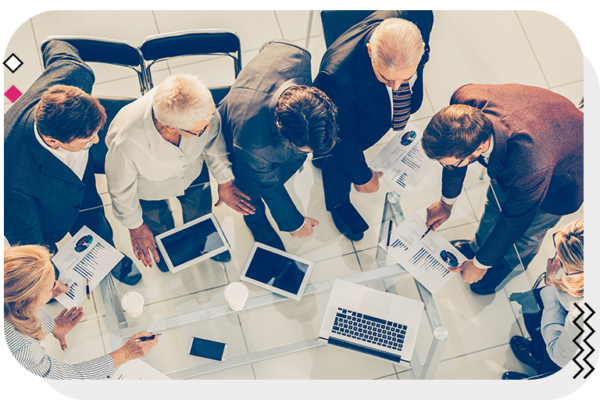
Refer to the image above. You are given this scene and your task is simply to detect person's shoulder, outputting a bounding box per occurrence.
[107,94,152,146]
[4,318,28,354]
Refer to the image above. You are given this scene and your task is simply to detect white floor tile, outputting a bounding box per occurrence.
[192,364,255,380]
[40,317,106,365]
[276,10,320,41]
[4,19,43,95]
[4,101,13,113]
[292,35,325,81]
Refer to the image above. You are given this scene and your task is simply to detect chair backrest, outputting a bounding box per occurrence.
[320,10,376,48]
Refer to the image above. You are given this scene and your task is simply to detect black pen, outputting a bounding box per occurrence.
[386,220,393,251]
[421,225,433,240]
[86,279,90,302]
[134,334,162,343]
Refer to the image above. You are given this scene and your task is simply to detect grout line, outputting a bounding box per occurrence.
[96,316,108,355]
[548,79,584,90]
[273,11,285,38]
[29,18,43,72]
[424,84,436,114]
[151,10,161,34]
[515,11,550,88]
[235,314,257,379]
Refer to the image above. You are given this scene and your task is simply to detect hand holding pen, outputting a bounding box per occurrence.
[425,200,454,233]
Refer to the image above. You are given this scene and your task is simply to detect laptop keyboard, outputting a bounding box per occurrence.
[332,308,407,352]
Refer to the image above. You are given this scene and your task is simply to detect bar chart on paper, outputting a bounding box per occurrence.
[72,242,106,280]
[408,248,450,278]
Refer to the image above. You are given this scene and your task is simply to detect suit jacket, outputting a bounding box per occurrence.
[219,39,312,232]
[314,10,434,185]
[442,84,583,266]
[4,40,102,246]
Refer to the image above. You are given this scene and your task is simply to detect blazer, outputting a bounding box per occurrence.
[4,40,103,246]
[219,39,312,232]
[442,84,584,266]
[314,10,434,186]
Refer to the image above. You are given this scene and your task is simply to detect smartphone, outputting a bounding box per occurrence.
[187,337,228,361]
[333,200,369,236]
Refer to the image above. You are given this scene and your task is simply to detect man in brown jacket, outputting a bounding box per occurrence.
[422,84,583,295]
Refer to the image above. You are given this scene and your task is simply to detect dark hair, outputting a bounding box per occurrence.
[275,86,339,156]
[422,104,493,160]
[34,84,106,143]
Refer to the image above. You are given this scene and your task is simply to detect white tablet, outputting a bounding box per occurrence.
[155,213,230,274]
[240,242,315,301]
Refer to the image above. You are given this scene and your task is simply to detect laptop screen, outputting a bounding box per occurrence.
[244,247,310,296]
[159,218,225,268]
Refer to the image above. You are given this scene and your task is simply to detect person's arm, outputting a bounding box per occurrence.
[4,187,46,246]
[201,112,235,185]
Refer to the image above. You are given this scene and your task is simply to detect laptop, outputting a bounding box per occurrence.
[317,279,424,367]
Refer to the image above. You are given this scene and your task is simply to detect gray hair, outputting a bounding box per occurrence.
[152,73,215,130]
[370,18,424,71]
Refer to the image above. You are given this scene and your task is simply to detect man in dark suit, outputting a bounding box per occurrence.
[314,10,434,240]
[422,83,583,295]
[219,39,339,250]
[4,40,141,286]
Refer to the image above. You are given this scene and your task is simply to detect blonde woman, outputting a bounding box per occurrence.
[504,218,583,379]
[4,245,159,379]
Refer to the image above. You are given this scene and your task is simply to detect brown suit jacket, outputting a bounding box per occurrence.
[442,84,583,266]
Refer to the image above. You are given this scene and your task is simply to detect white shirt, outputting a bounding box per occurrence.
[385,72,418,124]
[34,122,89,180]
[105,88,234,229]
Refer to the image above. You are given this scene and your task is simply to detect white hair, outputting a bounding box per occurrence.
[370,18,424,71]
[152,73,215,130]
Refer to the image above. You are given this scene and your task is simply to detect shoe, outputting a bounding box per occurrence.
[245,218,286,251]
[156,257,170,273]
[211,250,231,263]
[331,210,364,241]
[470,263,516,295]
[510,336,541,371]
[502,371,531,380]
[450,239,476,259]
[311,157,324,169]
[110,256,142,285]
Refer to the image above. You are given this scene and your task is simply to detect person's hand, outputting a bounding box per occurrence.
[52,307,84,351]
[448,260,487,284]
[425,200,453,231]
[51,279,70,298]
[109,331,159,368]
[215,180,256,215]
[129,223,160,268]
[354,170,384,194]
[545,257,561,286]
[289,217,320,238]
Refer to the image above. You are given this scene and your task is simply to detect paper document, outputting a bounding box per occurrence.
[110,359,171,380]
[380,214,467,293]
[52,226,124,308]
[369,124,435,197]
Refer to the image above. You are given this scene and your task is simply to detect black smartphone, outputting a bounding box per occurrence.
[332,201,369,236]
[187,337,228,361]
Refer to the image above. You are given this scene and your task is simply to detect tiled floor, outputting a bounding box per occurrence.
[3,10,584,380]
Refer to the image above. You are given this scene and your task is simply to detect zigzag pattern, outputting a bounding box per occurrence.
[572,303,596,379]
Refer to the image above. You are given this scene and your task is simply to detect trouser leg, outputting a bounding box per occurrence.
[177,164,213,223]
[322,154,352,211]
[232,164,268,226]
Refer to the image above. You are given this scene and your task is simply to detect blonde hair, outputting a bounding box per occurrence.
[4,245,55,341]
[370,18,424,71]
[547,219,584,297]
[153,73,215,131]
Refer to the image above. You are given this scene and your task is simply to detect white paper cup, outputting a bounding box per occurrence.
[224,282,249,311]
[121,291,145,318]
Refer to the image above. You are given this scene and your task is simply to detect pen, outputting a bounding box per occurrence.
[386,220,393,251]
[134,334,162,343]
[421,225,433,240]
[86,279,90,302]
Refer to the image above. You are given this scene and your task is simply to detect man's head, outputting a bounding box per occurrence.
[275,86,339,157]
[153,74,215,138]
[422,104,493,170]
[34,84,106,151]
[367,18,425,91]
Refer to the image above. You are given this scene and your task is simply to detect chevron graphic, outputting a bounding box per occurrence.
[572,302,596,379]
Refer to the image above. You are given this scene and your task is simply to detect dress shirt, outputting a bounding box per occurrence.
[105,88,234,229]
[34,122,88,181]
[385,72,418,124]
[5,309,115,379]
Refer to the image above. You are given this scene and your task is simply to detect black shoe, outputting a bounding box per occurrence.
[245,218,286,251]
[311,157,324,169]
[450,240,476,259]
[510,336,541,371]
[111,256,142,285]
[156,257,170,273]
[502,371,531,380]
[331,210,364,241]
[211,250,231,263]
[470,263,514,295]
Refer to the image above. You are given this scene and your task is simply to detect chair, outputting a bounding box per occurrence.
[41,36,147,173]
[320,10,376,48]
[140,29,242,106]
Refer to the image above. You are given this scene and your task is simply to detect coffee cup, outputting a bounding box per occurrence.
[224,282,249,311]
[121,291,145,318]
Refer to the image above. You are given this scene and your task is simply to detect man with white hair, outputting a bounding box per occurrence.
[105,74,254,271]
[314,10,434,240]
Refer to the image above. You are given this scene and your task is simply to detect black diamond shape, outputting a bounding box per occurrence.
[4,53,23,73]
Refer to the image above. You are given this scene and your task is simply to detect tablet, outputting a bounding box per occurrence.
[155,213,230,274]
[240,243,315,301]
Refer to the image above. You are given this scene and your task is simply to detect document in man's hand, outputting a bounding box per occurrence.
[368,124,435,197]
[110,359,171,380]
[379,213,467,293]
[52,226,124,308]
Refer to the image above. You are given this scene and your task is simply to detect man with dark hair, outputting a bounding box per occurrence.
[219,39,339,250]
[422,83,583,295]
[4,40,142,286]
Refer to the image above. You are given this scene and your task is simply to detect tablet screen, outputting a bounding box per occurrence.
[244,247,310,295]
[159,219,225,268]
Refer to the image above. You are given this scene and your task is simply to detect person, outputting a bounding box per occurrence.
[105,73,254,271]
[219,39,339,250]
[503,219,583,380]
[4,245,159,379]
[314,10,434,240]
[4,40,141,286]
[422,83,583,295]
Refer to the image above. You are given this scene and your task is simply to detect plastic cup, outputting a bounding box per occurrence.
[224,282,249,311]
[121,291,145,318]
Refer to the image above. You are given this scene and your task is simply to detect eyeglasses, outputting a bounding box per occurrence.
[178,124,210,137]
[439,156,467,171]
[552,231,583,276]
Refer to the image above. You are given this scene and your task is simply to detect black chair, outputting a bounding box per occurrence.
[320,10,376,48]
[41,36,147,173]
[140,29,242,106]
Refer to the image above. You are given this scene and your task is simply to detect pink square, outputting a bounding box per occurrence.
[4,85,22,103]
